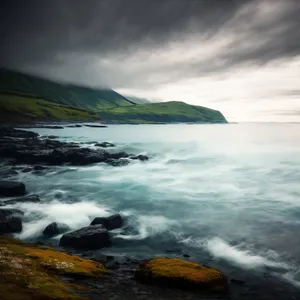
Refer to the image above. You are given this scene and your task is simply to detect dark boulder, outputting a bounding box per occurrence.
[0,208,24,218]
[43,222,70,237]
[59,225,111,249]
[91,214,123,230]
[33,165,47,171]
[0,181,26,197]
[21,167,33,173]
[84,124,107,128]
[106,159,130,167]
[130,154,149,161]
[110,152,129,159]
[3,194,40,205]
[0,217,22,234]
[94,142,115,148]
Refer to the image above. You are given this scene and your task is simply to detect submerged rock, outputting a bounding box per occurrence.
[95,142,116,148]
[84,124,107,128]
[0,236,106,300]
[60,224,111,249]
[91,214,123,230]
[0,181,26,197]
[0,216,22,234]
[43,222,70,237]
[134,258,228,292]
[130,154,149,161]
[106,158,130,167]
[3,194,40,205]
[0,208,24,218]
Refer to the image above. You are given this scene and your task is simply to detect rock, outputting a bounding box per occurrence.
[110,152,129,159]
[0,217,22,234]
[0,167,18,177]
[0,236,106,300]
[91,214,123,230]
[0,208,24,218]
[84,124,107,128]
[183,254,190,258]
[130,154,149,161]
[94,142,116,148]
[36,125,64,129]
[134,258,228,292]
[45,135,58,139]
[33,165,47,171]
[0,181,26,197]
[67,125,82,128]
[0,126,39,138]
[59,225,111,249]
[21,167,33,173]
[106,158,130,167]
[3,194,40,205]
[43,222,70,237]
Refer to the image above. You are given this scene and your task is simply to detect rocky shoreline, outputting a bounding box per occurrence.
[0,126,299,300]
[0,125,230,299]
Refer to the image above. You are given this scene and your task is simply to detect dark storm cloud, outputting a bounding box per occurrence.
[0,0,299,87]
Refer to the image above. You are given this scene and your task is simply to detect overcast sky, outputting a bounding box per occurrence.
[1,0,299,122]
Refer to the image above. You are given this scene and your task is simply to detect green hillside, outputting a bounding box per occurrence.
[0,91,101,123]
[0,68,135,111]
[98,101,227,124]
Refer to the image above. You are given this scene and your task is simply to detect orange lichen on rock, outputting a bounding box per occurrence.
[0,236,106,300]
[135,257,228,292]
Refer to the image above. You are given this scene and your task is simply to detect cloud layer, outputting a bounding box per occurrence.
[1,0,300,121]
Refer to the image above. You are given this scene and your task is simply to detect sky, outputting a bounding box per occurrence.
[0,0,299,122]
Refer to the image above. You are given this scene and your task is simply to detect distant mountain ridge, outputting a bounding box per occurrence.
[0,68,228,124]
[0,68,135,111]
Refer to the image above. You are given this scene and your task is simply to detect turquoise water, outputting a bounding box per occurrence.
[11,123,300,291]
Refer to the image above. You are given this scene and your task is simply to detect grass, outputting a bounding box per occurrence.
[98,101,228,124]
[0,68,135,111]
[0,91,102,123]
[0,236,106,300]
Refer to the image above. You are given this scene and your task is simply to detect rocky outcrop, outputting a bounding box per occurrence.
[2,194,40,205]
[91,214,123,230]
[60,224,111,249]
[0,216,22,234]
[0,236,106,300]
[43,222,69,237]
[134,258,228,292]
[95,142,115,148]
[0,181,26,197]
[0,126,149,166]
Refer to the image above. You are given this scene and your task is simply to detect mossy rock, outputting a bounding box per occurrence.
[0,236,106,300]
[134,257,228,292]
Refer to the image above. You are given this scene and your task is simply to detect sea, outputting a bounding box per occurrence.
[10,123,300,298]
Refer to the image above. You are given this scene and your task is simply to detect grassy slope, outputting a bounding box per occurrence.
[0,91,101,123]
[0,68,134,111]
[98,101,228,123]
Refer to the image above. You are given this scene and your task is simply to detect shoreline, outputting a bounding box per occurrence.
[0,126,299,299]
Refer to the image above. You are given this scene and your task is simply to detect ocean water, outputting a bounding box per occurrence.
[10,123,300,295]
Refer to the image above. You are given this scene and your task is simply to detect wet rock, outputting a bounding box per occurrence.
[130,154,149,161]
[0,208,24,218]
[110,152,130,159]
[45,135,58,139]
[0,181,26,197]
[84,124,107,128]
[0,216,22,234]
[43,222,70,237]
[33,165,47,171]
[91,214,123,230]
[0,167,18,177]
[59,224,111,249]
[35,125,64,129]
[0,126,39,138]
[134,258,228,292]
[67,124,82,128]
[21,167,33,173]
[106,158,130,167]
[3,194,40,205]
[95,142,116,148]
[183,254,190,258]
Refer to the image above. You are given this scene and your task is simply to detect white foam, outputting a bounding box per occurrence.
[116,215,177,240]
[12,201,111,239]
[206,237,289,270]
